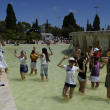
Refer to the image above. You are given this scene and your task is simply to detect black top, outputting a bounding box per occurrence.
[78,62,87,79]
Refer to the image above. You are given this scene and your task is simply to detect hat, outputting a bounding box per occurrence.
[69,58,75,61]
[94,48,99,52]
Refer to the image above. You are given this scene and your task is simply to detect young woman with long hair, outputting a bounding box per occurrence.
[38,47,53,81]
[77,52,89,93]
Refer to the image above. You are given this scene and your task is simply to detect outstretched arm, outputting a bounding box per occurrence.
[67,50,75,58]
[57,57,66,68]
[101,57,109,65]
[48,47,53,56]
[14,49,20,58]
[100,63,105,69]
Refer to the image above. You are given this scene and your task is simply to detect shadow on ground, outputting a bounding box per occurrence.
[61,49,73,56]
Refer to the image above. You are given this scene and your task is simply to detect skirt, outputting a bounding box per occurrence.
[105,74,110,88]
[30,62,37,69]
[0,60,8,68]
[89,75,100,82]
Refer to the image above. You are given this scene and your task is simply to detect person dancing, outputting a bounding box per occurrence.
[77,52,89,93]
[15,49,28,80]
[89,57,105,89]
[30,46,39,75]
[38,47,53,81]
[101,57,110,98]
[57,57,85,99]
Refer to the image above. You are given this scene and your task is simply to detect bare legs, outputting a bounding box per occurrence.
[41,76,48,81]
[20,72,25,80]
[30,69,37,75]
[107,88,110,98]
[63,86,75,99]
[91,82,99,88]
[79,80,86,93]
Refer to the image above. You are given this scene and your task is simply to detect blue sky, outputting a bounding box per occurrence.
[0,0,110,30]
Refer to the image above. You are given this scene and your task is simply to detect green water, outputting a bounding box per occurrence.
[3,45,110,110]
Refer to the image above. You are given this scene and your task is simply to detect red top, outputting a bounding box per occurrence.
[93,52,101,63]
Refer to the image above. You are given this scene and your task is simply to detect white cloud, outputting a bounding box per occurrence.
[22,3,29,6]
[47,7,58,10]
[69,9,78,13]
[10,2,14,4]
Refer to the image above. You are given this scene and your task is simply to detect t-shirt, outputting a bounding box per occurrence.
[93,52,101,63]
[63,65,79,84]
[19,56,27,65]
[40,53,48,65]
[91,62,100,76]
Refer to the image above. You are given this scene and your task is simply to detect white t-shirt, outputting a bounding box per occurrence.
[63,65,79,85]
[40,53,48,65]
[19,56,27,65]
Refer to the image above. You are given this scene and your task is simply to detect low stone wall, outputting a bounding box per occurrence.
[69,30,110,53]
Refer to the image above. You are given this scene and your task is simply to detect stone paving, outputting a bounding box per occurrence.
[0,69,17,110]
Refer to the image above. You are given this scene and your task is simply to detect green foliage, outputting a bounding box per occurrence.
[32,18,38,29]
[5,3,17,30]
[0,21,6,33]
[17,32,26,40]
[22,22,31,30]
[46,19,48,29]
[62,12,84,37]
[93,14,100,31]
[5,29,16,39]
[16,21,24,33]
[27,31,41,41]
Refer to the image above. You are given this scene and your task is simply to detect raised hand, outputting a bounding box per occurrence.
[15,49,17,53]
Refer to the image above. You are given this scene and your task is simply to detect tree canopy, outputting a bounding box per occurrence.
[5,3,17,30]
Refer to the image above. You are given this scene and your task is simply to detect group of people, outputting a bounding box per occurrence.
[57,44,110,99]
[0,42,110,100]
[14,46,53,81]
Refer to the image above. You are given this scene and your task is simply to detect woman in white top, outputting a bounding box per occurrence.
[0,44,8,73]
[15,49,28,80]
[38,47,53,81]
[57,57,85,99]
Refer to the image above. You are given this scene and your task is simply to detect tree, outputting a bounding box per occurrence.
[5,3,17,30]
[62,12,76,28]
[93,14,100,31]
[46,19,48,29]
[32,18,38,29]
[0,21,6,33]
[5,29,16,40]
[16,21,24,33]
[22,22,31,31]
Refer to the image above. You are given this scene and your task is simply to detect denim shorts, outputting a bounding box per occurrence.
[64,82,76,88]
[20,64,28,73]
[40,64,48,77]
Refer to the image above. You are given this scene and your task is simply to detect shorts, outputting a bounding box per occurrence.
[30,62,37,69]
[77,75,86,81]
[74,57,77,60]
[40,64,48,77]
[64,82,76,88]
[20,64,28,73]
[105,74,110,88]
